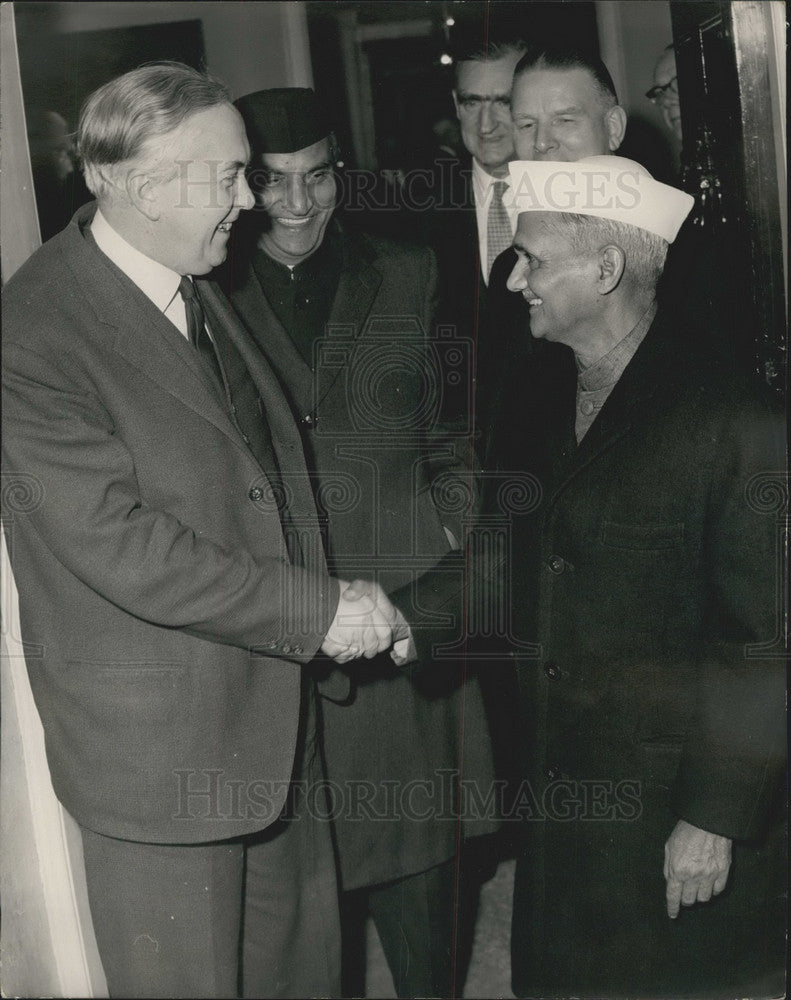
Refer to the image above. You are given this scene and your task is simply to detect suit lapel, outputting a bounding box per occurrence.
[316,229,383,405]
[199,280,324,534]
[67,215,249,456]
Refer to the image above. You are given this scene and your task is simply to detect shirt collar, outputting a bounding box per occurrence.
[90,209,183,314]
[472,157,508,203]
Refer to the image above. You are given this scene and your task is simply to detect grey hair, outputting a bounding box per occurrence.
[546,212,668,289]
[77,61,230,198]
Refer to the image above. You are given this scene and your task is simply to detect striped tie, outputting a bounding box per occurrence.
[486,180,512,281]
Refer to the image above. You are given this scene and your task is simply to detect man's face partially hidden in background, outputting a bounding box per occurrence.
[453,52,523,177]
[511,66,626,162]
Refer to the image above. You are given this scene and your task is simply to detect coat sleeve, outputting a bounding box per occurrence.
[417,245,482,549]
[2,341,339,661]
[671,389,787,841]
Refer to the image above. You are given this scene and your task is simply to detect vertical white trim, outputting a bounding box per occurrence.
[1,527,108,997]
[767,0,787,296]
[281,1,313,88]
[0,1,41,283]
[595,1,628,107]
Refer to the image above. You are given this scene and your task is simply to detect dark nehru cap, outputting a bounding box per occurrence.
[234,87,330,155]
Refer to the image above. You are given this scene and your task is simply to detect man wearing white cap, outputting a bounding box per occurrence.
[502,156,785,998]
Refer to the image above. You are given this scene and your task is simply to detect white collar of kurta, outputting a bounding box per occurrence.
[91,208,184,315]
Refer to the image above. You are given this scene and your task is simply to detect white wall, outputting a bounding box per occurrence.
[42,1,312,97]
[596,0,680,163]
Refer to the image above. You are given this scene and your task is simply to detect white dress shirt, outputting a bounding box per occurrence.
[471,158,519,285]
[91,209,190,339]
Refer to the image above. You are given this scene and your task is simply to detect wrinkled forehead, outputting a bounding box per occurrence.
[653,49,677,86]
[160,103,250,164]
[512,66,604,111]
[455,54,521,96]
[259,136,333,173]
[516,209,573,246]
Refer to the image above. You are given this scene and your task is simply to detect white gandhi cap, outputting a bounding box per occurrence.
[506,155,694,243]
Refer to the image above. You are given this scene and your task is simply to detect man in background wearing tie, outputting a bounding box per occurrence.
[2,62,401,999]
[425,36,526,438]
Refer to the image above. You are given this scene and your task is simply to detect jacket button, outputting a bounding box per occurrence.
[249,486,264,502]
[548,554,565,574]
[302,414,314,427]
[241,433,250,445]
[545,765,561,782]
[544,662,560,680]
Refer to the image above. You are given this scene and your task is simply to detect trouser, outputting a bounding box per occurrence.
[343,856,460,999]
[80,683,340,999]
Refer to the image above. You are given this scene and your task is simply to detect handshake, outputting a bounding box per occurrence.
[321,579,413,665]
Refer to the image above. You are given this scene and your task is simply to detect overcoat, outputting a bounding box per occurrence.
[1,204,338,845]
[228,223,498,889]
[504,312,787,998]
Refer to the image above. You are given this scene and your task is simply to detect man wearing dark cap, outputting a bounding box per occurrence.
[226,87,498,999]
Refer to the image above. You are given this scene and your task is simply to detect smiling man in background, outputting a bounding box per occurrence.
[226,88,496,999]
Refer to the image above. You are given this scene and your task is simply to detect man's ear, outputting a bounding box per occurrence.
[605,105,628,151]
[126,170,160,221]
[599,244,625,293]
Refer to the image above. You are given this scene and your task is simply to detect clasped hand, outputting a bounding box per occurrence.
[321,579,409,664]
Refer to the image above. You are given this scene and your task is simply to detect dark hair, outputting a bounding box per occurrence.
[514,44,619,106]
[78,61,230,196]
[452,36,528,87]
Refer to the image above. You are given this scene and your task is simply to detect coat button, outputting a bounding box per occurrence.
[545,765,561,782]
[241,433,250,445]
[544,662,560,680]
[302,414,314,427]
[249,486,264,502]
[548,554,565,574]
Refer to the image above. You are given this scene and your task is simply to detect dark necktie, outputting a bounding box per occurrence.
[178,276,223,388]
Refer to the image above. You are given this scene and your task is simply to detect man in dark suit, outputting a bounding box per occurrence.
[421,37,527,439]
[502,155,786,998]
[2,63,403,999]
[226,88,497,999]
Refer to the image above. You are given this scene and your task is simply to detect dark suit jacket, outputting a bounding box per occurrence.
[227,223,498,889]
[505,310,786,998]
[418,160,528,464]
[1,204,337,844]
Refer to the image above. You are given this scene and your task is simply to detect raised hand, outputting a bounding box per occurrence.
[321,578,399,663]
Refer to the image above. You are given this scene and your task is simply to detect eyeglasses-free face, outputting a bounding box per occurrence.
[646,76,678,104]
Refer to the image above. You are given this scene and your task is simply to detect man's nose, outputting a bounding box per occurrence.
[236,173,255,211]
[506,256,528,293]
[479,101,497,133]
[285,176,310,215]
[534,124,556,155]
